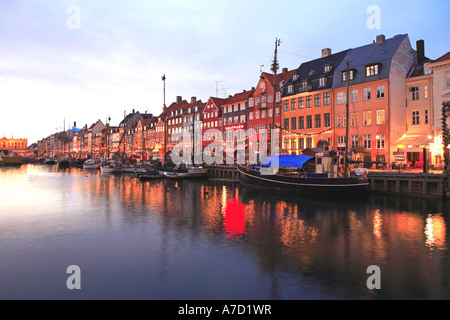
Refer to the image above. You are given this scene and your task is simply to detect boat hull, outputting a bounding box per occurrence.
[1,156,22,166]
[100,167,123,174]
[237,165,369,195]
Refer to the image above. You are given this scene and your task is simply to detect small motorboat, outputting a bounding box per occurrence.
[100,160,123,174]
[83,159,99,170]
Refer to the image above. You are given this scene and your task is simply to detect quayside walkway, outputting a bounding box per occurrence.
[206,165,449,199]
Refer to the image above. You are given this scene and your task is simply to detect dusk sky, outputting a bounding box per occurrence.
[1,0,449,144]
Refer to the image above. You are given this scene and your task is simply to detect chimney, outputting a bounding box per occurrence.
[417,40,425,65]
[376,34,385,44]
[282,67,288,74]
[132,109,135,114]
[176,96,182,103]
[321,48,332,57]
[191,96,197,103]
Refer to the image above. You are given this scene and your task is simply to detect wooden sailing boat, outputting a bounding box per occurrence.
[237,42,369,195]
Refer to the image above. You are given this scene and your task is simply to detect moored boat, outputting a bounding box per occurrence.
[83,159,99,170]
[100,160,123,174]
[1,155,22,166]
[162,171,184,179]
[237,154,369,195]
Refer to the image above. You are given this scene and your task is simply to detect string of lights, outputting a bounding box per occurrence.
[274,124,333,137]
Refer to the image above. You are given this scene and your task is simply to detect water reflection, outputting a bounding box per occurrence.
[1,165,450,299]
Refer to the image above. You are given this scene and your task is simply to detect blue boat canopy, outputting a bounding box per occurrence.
[262,155,314,168]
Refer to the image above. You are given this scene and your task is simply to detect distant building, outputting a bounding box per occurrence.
[0,136,28,153]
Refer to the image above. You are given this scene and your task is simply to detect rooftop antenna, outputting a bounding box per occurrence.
[260,64,264,74]
[222,88,231,98]
[214,80,222,97]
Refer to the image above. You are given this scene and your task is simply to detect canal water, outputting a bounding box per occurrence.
[1,164,449,300]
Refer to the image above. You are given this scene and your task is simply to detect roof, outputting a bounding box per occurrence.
[434,51,450,63]
[283,49,350,97]
[332,34,409,88]
[222,89,255,106]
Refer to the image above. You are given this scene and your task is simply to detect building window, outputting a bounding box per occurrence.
[324,65,332,73]
[376,109,385,125]
[351,135,359,149]
[337,114,346,128]
[363,87,371,101]
[298,116,304,130]
[336,92,346,105]
[240,115,246,123]
[411,87,419,100]
[291,138,297,150]
[364,134,372,149]
[412,110,420,125]
[255,111,260,120]
[342,70,354,82]
[351,89,358,103]
[425,110,429,124]
[376,85,385,99]
[424,86,428,100]
[323,92,330,106]
[351,112,358,127]
[363,111,372,126]
[299,138,304,150]
[298,97,304,109]
[249,112,254,120]
[276,92,281,103]
[284,118,289,131]
[291,117,297,130]
[306,138,312,148]
[446,71,450,88]
[284,100,289,112]
[319,77,326,87]
[315,114,321,128]
[291,98,296,110]
[306,96,312,108]
[324,113,330,127]
[287,85,294,94]
[260,81,266,93]
[314,94,321,107]
[261,110,266,119]
[377,133,385,149]
[337,136,346,146]
[366,64,379,76]
[267,94,273,103]
[275,107,280,116]
[302,81,308,91]
[306,115,312,129]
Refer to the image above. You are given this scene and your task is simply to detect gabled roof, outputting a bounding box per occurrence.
[434,51,450,63]
[222,89,255,106]
[283,50,349,96]
[332,34,409,88]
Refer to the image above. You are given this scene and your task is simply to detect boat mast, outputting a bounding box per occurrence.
[270,38,281,156]
[344,58,350,177]
[162,74,167,159]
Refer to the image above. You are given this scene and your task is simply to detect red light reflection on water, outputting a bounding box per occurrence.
[223,197,246,240]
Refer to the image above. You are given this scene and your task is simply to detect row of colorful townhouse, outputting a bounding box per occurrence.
[37,33,450,168]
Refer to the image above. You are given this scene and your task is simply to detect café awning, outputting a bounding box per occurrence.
[396,135,433,148]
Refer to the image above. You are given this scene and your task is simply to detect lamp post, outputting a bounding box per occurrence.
[376,133,380,169]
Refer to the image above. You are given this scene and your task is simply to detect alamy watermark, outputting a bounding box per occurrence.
[66,265,81,290]
[67,5,81,30]
[170,123,280,175]
[366,5,381,30]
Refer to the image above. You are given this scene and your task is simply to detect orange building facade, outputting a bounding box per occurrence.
[0,136,28,152]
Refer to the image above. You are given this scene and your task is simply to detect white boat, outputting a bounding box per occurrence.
[100,161,123,174]
[83,159,99,170]
[186,166,208,178]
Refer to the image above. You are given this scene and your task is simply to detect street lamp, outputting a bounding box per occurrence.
[376,133,380,169]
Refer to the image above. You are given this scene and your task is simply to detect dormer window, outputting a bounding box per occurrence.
[342,70,355,82]
[309,70,315,76]
[287,85,294,94]
[324,65,332,73]
[319,77,327,87]
[292,74,299,81]
[302,81,308,91]
[366,64,380,77]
